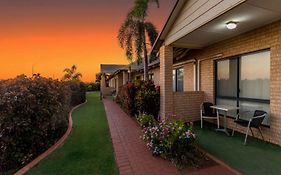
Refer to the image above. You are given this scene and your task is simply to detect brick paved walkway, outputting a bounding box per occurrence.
[103,98,237,175]
[103,98,180,175]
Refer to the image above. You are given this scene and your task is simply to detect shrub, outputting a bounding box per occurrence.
[86,82,100,91]
[115,82,136,116]
[142,120,201,169]
[136,113,157,128]
[65,81,86,106]
[116,80,160,118]
[134,80,160,119]
[0,75,72,173]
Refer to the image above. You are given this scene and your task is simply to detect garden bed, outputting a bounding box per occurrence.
[115,80,237,174]
[136,114,238,174]
[182,156,217,172]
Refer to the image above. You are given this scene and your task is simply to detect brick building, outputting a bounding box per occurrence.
[100,64,127,97]
[151,0,281,145]
[100,60,160,97]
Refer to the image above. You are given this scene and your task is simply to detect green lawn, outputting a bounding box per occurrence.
[195,123,281,175]
[28,92,118,175]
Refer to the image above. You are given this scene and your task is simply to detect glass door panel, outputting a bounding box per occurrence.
[239,51,270,100]
[239,100,270,125]
[216,58,238,97]
[216,98,237,117]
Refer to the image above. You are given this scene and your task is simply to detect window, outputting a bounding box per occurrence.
[149,73,154,81]
[173,68,184,92]
[136,76,141,80]
[216,50,270,125]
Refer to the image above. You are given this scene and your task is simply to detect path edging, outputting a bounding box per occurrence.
[197,146,242,175]
[14,101,87,175]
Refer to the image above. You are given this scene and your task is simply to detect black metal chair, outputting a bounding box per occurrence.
[232,110,267,145]
[200,102,219,129]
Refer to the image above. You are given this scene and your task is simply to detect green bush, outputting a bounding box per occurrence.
[142,120,202,169]
[136,113,157,128]
[116,80,160,118]
[115,82,136,116]
[65,81,86,106]
[86,82,100,91]
[0,75,86,174]
[135,80,160,119]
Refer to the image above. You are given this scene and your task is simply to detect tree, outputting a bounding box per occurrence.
[95,72,102,83]
[62,65,82,81]
[118,0,159,80]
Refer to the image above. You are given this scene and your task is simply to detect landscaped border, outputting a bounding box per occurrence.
[197,146,242,175]
[14,101,87,175]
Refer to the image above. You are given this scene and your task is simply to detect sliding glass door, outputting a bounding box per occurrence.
[216,58,238,117]
[216,50,270,125]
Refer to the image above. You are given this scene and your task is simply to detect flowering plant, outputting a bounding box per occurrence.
[142,119,201,169]
[136,113,157,128]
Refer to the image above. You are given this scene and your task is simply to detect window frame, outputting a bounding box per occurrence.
[149,73,154,81]
[215,49,270,127]
[173,67,184,92]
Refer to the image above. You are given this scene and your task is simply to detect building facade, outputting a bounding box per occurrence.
[152,0,281,145]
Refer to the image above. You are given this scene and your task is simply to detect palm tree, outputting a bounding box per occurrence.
[63,65,82,81]
[118,0,159,80]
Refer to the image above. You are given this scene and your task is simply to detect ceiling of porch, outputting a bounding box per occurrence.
[172,0,281,49]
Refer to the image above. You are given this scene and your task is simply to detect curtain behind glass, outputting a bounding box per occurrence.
[217,59,238,97]
[177,68,184,92]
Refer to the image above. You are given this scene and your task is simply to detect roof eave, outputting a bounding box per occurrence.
[150,0,185,54]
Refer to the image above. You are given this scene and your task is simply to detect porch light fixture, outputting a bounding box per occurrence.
[226,21,237,30]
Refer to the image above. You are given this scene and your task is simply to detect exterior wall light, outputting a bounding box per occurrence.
[226,21,237,30]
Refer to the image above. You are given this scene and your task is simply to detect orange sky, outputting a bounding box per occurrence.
[0,0,175,82]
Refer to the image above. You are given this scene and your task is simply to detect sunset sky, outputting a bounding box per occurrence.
[0,0,175,82]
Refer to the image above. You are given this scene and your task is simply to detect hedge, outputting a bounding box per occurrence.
[0,75,86,174]
[115,82,136,116]
[116,80,160,119]
[85,82,100,92]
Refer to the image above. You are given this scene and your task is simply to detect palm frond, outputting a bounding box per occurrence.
[145,21,158,46]
[63,68,71,73]
[133,0,148,18]
[148,0,159,7]
[73,73,82,80]
[118,0,159,64]
[62,65,82,82]
[118,15,133,48]
[71,65,77,72]
[126,33,133,62]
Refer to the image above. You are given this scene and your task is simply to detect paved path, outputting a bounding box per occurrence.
[103,98,236,175]
[103,98,180,175]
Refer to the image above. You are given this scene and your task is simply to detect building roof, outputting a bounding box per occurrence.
[100,64,127,74]
[130,59,160,72]
[150,0,182,54]
[130,61,144,71]
[151,0,281,54]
